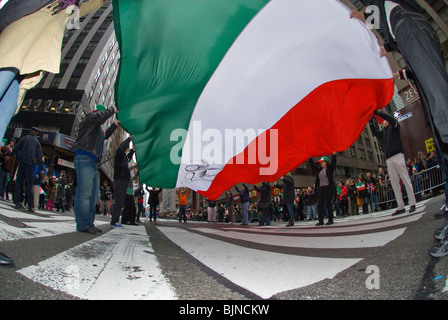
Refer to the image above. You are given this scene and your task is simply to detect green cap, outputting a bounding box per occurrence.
[318,156,329,163]
[95,104,106,111]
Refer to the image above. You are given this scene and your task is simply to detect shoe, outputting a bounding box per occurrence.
[285,223,294,227]
[325,221,334,225]
[409,205,416,213]
[392,209,405,216]
[434,223,448,241]
[27,208,36,214]
[14,204,23,210]
[93,227,102,233]
[0,252,14,268]
[111,223,123,228]
[435,204,448,219]
[429,239,448,258]
[78,226,98,234]
[315,222,324,226]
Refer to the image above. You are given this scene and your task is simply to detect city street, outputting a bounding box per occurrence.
[0,194,447,301]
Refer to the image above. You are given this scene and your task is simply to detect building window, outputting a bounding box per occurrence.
[50,76,62,88]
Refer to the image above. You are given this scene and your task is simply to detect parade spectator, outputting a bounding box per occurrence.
[411,157,423,201]
[274,174,295,226]
[65,182,73,211]
[207,198,216,223]
[39,176,48,210]
[347,179,359,215]
[0,138,15,201]
[56,170,67,213]
[254,181,272,226]
[225,190,234,224]
[337,181,348,216]
[235,183,250,225]
[147,187,162,222]
[305,187,317,220]
[217,203,225,222]
[296,189,305,221]
[100,180,112,216]
[46,176,56,211]
[377,175,388,211]
[74,105,118,233]
[110,136,134,227]
[309,153,337,226]
[177,187,189,223]
[121,165,139,226]
[135,184,145,223]
[370,110,416,215]
[357,173,370,214]
[10,127,44,213]
[367,172,379,212]
[32,158,46,210]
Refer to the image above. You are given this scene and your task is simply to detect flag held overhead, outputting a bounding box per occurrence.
[112,0,394,200]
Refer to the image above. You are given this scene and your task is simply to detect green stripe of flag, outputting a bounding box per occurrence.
[112,0,269,187]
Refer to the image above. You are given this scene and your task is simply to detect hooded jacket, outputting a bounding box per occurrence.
[113,137,132,181]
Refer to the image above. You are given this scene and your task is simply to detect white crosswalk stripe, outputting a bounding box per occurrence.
[154,199,430,298]
[0,198,432,299]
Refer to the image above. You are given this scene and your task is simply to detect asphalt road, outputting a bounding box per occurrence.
[0,194,447,302]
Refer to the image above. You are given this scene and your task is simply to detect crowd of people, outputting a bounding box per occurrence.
[0,132,74,213]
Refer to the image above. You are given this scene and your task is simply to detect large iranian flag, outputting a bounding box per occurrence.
[113,0,393,200]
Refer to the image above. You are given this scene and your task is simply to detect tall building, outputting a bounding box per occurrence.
[5,2,123,182]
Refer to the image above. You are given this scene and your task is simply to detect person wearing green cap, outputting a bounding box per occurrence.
[74,105,119,234]
[309,152,337,226]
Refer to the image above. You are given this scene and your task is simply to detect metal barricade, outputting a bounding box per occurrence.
[373,165,446,209]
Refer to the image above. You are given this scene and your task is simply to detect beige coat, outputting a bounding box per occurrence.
[0,0,106,113]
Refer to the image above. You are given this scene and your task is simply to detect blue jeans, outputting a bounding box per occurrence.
[0,68,20,141]
[14,163,34,209]
[74,154,99,231]
[179,205,186,222]
[136,202,144,221]
[241,201,249,224]
[307,203,317,220]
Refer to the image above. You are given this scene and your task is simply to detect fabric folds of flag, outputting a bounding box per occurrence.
[112,0,394,200]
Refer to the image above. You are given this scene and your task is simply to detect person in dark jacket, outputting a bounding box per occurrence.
[74,105,118,234]
[110,136,133,227]
[100,180,112,216]
[10,127,44,213]
[309,153,337,226]
[370,110,416,215]
[225,190,234,224]
[254,181,272,226]
[146,187,162,222]
[235,183,250,225]
[351,0,448,216]
[275,174,295,226]
[56,170,67,213]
